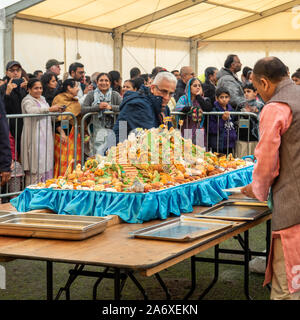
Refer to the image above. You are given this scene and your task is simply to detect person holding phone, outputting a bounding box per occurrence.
[0,61,28,157]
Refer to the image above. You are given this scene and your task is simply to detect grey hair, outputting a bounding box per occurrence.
[152,71,177,86]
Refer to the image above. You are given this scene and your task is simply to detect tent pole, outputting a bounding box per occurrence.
[113,31,123,74]
[3,15,14,65]
[190,39,198,75]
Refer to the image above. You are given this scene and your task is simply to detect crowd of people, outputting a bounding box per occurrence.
[1,53,299,301]
[0,54,300,193]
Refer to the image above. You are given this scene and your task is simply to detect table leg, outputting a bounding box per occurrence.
[46,261,53,301]
[243,230,252,300]
[184,256,196,300]
[114,268,121,300]
[198,244,219,300]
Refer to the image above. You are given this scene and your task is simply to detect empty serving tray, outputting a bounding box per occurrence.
[0,212,110,240]
[195,200,270,221]
[129,216,234,242]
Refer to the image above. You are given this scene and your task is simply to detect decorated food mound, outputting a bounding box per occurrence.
[34,126,249,193]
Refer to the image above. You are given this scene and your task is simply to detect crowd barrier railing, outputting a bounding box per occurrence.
[0,112,78,201]
[171,111,259,157]
[1,109,258,200]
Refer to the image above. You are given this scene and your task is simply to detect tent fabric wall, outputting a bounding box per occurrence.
[122,35,190,80]
[197,41,300,77]
[13,18,114,77]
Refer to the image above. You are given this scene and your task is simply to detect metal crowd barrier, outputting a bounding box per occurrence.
[80,111,119,167]
[171,111,259,157]
[0,112,78,201]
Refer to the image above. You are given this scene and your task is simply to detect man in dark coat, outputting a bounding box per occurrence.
[113,72,177,143]
[0,61,28,156]
[174,66,195,102]
[216,54,247,110]
[0,95,12,187]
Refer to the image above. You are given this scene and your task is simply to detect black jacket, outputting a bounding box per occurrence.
[174,79,186,102]
[113,85,166,143]
[202,80,216,105]
[0,78,27,155]
[0,95,12,172]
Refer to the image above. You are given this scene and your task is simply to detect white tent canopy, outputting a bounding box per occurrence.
[1,0,300,78]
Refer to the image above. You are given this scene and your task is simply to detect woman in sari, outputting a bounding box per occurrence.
[21,78,63,185]
[52,78,82,177]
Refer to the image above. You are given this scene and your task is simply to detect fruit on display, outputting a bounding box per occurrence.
[34,126,249,193]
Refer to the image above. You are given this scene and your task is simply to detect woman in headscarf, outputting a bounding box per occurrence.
[82,72,122,155]
[175,77,212,146]
[52,78,82,177]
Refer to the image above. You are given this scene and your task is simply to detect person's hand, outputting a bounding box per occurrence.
[49,105,64,113]
[5,78,17,95]
[222,111,230,121]
[0,172,11,186]
[20,77,28,89]
[241,184,257,199]
[84,84,93,94]
[59,132,68,144]
[10,160,15,171]
[99,102,111,110]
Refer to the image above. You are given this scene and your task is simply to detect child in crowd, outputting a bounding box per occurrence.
[240,82,265,141]
[208,87,237,154]
[292,71,300,85]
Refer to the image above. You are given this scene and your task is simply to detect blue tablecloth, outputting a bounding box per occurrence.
[11,165,253,224]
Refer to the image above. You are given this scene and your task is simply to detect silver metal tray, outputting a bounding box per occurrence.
[195,200,269,221]
[129,216,234,242]
[0,212,110,240]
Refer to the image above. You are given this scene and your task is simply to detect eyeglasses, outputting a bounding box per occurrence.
[8,67,21,73]
[155,86,175,97]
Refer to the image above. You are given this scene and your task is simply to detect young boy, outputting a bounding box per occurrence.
[240,82,265,141]
[242,82,264,113]
[208,87,237,154]
[292,71,300,85]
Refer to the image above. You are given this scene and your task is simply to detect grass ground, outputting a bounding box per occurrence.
[0,221,270,300]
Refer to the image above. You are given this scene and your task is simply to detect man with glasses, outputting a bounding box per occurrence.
[174,66,195,102]
[113,71,177,143]
[0,61,28,157]
[68,62,93,106]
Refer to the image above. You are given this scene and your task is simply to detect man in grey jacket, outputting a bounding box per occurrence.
[216,54,247,110]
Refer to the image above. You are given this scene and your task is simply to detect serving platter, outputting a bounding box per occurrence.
[129,216,234,242]
[195,200,269,221]
[0,212,110,240]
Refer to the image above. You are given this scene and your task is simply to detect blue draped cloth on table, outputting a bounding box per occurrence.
[10,165,253,224]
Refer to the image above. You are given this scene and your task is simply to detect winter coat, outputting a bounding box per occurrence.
[174,79,186,102]
[216,68,246,110]
[113,85,165,143]
[202,80,216,104]
[0,78,27,156]
[0,95,12,172]
[208,101,237,152]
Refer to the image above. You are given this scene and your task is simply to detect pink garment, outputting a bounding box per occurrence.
[251,102,292,201]
[251,101,300,293]
[264,225,300,294]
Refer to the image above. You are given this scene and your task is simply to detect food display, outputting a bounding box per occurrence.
[33,126,250,193]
